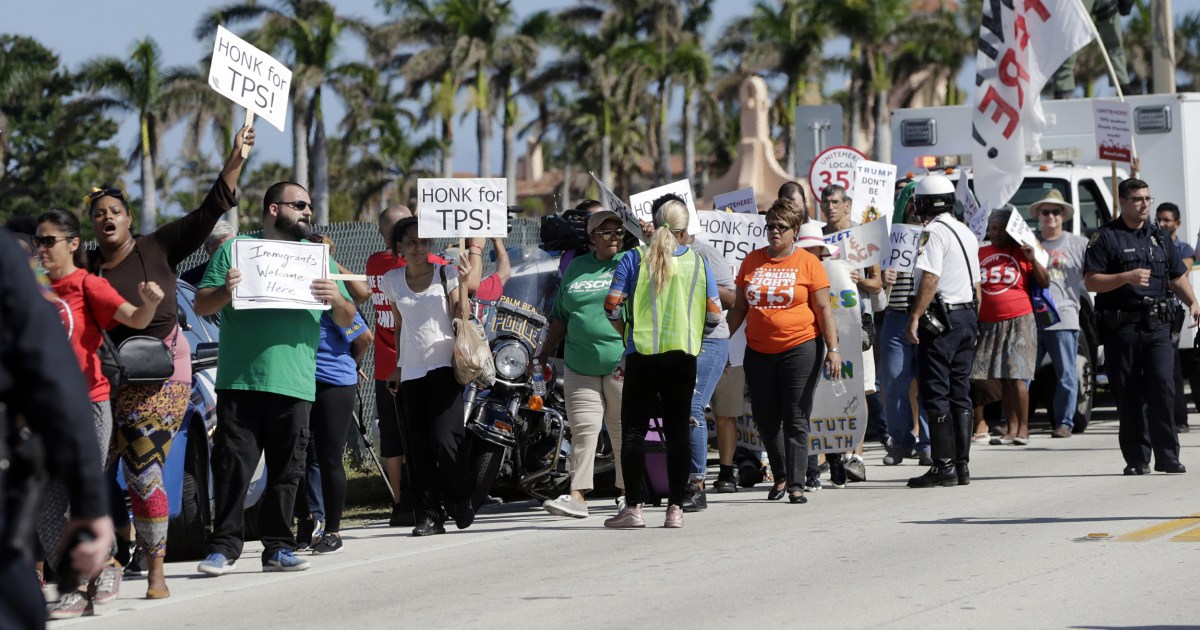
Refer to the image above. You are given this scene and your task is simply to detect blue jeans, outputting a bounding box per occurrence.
[1035,329,1079,430]
[689,337,729,481]
[879,310,929,451]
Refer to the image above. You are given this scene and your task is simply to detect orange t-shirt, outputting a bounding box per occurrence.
[736,247,830,354]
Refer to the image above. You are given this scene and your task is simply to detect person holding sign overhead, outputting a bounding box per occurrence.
[727,198,842,505]
[87,125,253,597]
[194,180,355,576]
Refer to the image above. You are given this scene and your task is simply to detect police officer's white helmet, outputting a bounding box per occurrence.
[914,175,957,217]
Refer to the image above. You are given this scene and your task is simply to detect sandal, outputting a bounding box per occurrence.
[989,436,1015,445]
[971,433,991,444]
[1013,436,1030,446]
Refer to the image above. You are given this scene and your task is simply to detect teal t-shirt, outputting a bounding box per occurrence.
[199,235,350,402]
[551,252,626,376]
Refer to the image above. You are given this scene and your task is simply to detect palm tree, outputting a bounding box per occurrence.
[887,8,973,110]
[197,1,371,225]
[716,0,830,175]
[0,36,54,175]
[494,11,551,203]
[827,0,909,159]
[78,37,194,233]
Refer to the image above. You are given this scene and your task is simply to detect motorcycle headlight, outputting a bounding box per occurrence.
[494,341,529,381]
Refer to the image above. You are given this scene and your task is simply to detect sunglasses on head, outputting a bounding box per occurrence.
[84,187,124,205]
[1039,208,1062,217]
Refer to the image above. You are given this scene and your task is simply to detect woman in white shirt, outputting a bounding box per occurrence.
[383,217,473,536]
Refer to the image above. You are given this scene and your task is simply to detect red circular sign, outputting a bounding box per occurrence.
[808,145,867,201]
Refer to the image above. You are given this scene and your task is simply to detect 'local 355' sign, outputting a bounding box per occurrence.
[808,146,866,203]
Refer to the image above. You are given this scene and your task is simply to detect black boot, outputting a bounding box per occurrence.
[908,413,957,488]
[952,409,973,486]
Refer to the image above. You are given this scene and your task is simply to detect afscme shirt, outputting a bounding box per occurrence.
[977,243,1033,322]
[914,214,980,305]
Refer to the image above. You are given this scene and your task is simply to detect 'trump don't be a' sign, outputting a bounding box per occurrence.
[417,178,508,238]
[209,26,292,132]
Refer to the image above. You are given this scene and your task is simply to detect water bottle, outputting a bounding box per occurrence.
[831,378,848,397]
[531,359,547,397]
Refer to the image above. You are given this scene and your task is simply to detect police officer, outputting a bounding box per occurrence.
[905,175,982,488]
[1084,178,1200,475]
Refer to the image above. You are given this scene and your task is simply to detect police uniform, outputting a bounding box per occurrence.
[1084,218,1186,473]
[910,212,981,487]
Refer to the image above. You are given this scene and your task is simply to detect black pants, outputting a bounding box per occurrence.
[0,548,44,630]
[375,380,406,458]
[398,367,468,522]
[1103,321,1180,466]
[744,340,818,489]
[207,390,310,561]
[298,382,355,533]
[917,309,978,417]
[621,351,697,507]
[1172,345,1189,429]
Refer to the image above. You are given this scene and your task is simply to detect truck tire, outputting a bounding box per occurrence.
[467,434,505,511]
[165,418,210,561]
[1073,333,1094,433]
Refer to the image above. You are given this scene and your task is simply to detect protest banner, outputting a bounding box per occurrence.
[416,178,508,238]
[712,187,758,214]
[823,220,889,269]
[696,211,767,274]
[809,146,865,202]
[882,224,923,273]
[735,415,764,452]
[628,179,701,235]
[971,0,1094,212]
[1005,208,1050,267]
[231,239,329,310]
[849,160,896,226]
[809,259,865,454]
[958,172,988,242]
[589,171,646,243]
[1093,100,1132,163]
[208,26,292,133]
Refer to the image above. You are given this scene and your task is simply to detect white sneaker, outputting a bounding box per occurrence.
[542,494,588,518]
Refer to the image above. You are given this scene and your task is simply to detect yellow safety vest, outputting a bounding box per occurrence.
[630,246,707,356]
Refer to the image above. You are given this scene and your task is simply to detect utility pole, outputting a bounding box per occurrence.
[1152,0,1176,93]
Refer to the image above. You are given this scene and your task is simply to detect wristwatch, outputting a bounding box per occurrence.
[827,347,840,354]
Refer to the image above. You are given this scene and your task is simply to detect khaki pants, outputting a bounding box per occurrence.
[564,366,624,492]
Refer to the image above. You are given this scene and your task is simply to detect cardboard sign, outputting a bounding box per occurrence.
[1004,208,1050,267]
[416,178,508,237]
[735,414,764,452]
[809,145,865,202]
[849,160,896,226]
[1094,100,1132,163]
[208,26,292,132]
[231,239,329,310]
[712,187,758,214]
[882,224,923,273]
[823,220,889,269]
[696,212,767,275]
[589,171,646,243]
[628,179,701,235]
[809,259,866,454]
[958,172,987,242]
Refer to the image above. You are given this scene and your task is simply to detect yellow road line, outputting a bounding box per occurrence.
[1170,524,1200,542]
[1115,513,1200,542]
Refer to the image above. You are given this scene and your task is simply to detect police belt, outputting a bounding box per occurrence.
[1100,308,1148,324]
[943,302,976,312]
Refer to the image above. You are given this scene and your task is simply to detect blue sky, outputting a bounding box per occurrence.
[8,0,1200,211]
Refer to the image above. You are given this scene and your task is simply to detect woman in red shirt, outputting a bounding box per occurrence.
[974,207,1049,446]
[35,208,162,610]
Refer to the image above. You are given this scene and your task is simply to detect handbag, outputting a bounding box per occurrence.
[438,265,496,386]
[1029,283,1061,330]
[91,248,177,390]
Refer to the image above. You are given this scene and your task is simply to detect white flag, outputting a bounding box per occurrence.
[971,0,1094,212]
[957,172,987,242]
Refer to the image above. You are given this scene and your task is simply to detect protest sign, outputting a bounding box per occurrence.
[416,178,508,238]
[849,161,896,226]
[712,187,758,214]
[882,224,923,273]
[589,171,646,243]
[628,180,701,235]
[1005,208,1050,267]
[809,146,865,201]
[696,212,767,274]
[1093,100,1132,163]
[735,414,764,452]
[823,220,889,269]
[958,172,988,242]
[809,259,865,454]
[208,26,292,133]
[231,239,329,310]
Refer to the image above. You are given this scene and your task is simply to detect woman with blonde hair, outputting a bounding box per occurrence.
[603,194,722,529]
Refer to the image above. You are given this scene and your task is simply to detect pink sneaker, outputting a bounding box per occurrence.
[603,503,646,528]
[664,504,684,528]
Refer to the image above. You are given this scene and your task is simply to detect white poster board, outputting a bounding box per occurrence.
[1093,100,1132,163]
[417,178,508,237]
[208,26,292,132]
[712,187,758,214]
[823,220,889,269]
[958,172,988,242]
[628,179,701,235]
[231,239,329,310]
[849,160,896,226]
[696,211,766,369]
[882,224,923,273]
[808,146,865,202]
[808,259,866,454]
[589,171,646,243]
[1004,209,1050,267]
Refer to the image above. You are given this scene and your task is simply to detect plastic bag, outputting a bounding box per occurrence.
[453,316,495,387]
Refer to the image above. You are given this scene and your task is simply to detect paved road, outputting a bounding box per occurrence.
[60,413,1200,630]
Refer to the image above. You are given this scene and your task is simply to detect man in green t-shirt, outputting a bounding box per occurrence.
[194,181,355,575]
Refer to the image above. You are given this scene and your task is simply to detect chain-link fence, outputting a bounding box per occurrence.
[176,217,544,467]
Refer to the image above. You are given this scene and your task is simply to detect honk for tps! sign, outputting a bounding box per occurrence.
[208,26,292,132]
[417,178,509,238]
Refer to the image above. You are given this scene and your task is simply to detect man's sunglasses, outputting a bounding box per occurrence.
[594,228,626,240]
[1039,208,1062,217]
[278,200,315,212]
[33,235,71,249]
